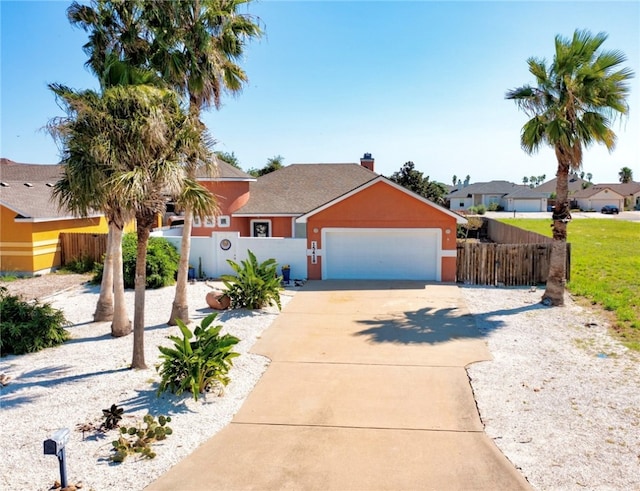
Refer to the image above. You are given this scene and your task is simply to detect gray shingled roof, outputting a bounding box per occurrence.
[0,160,95,220]
[195,159,255,180]
[503,186,547,198]
[573,185,625,199]
[535,176,589,194]
[594,182,640,196]
[447,180,523,198]
[236,163,378,215]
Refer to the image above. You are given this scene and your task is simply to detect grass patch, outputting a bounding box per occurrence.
[500,219,640,351]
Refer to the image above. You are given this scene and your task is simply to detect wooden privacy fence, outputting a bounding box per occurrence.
[59,232,108,266]
[486,218,553,244]
[456,242,570,286]
[457,219,571,285]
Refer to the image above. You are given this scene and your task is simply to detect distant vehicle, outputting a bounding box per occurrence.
[601,205,619,214]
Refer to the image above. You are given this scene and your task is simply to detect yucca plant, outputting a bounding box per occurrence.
[156,313,240,401]
[220,250,282,310]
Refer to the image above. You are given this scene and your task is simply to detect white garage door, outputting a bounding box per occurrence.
[513,199,543,212]
[323,228,439,280]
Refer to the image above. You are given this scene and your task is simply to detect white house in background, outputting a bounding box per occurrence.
[593,182,640,210]
[447,180,547,212]
[573,186,625,211]
[535,175,590,198]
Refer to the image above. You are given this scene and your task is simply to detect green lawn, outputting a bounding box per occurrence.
[500,219,640,351]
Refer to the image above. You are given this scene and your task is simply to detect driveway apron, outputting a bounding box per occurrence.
[147,280,531,490]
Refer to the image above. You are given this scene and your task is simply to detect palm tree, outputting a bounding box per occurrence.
[67,0,154,330]
[48,85,133,336]
[586,172,593,183]
[522,176,529,185]
[452,174,457,186]
[145,0,262,325]
[507,29,633,306]
[103,84,211,368]
[619,166,633,183]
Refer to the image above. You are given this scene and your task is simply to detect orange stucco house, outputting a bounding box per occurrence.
[195,154,466,282]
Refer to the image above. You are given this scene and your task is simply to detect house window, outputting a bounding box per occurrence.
[251,220,271,237]
[193,215,201,227]
[459,202,464,207]
[204,216,215,227]
[217,215,230,228]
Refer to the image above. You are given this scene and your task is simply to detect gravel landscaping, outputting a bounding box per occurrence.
[1,279,638,490]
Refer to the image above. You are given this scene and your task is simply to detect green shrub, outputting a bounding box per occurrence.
[487,202,502,212]
[0,287,70,356]
[475,204,487,215]
[93,233,180,289]
[111,413,173,462]
[156,313,240,401]
[221,250,282,310]
[63,255,97,274]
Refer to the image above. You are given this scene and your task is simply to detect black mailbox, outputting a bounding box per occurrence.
[44,428,70,488]
[44,428,70,455]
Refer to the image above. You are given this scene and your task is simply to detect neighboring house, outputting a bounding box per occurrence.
[573,185,625,211]
[535,175,591,197]
[191,154,466,281]
[447,180,547,212]
[592,182,640,210]
[0,158,110,275]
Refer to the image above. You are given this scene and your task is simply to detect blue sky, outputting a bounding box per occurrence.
[1,1,638,185]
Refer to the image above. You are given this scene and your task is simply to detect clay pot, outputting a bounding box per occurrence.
[206,291,231,310]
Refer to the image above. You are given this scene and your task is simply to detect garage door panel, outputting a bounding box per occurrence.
[324,229,438,280]
[514,199,542,212]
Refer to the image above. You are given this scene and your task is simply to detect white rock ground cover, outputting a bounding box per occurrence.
[463,286,640,491]
[1,282,638,490]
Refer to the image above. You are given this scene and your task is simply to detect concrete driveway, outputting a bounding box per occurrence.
[147,281,531,490]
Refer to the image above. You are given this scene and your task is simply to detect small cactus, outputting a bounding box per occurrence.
[109,413,173,462]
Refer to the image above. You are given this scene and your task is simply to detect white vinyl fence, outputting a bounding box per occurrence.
[152,229,307,280]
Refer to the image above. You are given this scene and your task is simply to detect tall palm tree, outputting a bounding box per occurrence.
[507,29,633,306]
[67,0,260,325]
[48,85,133,336]
[93,84,211,368]
[145,0,262,324]
[67,0,155,329]
[619,166,633,183]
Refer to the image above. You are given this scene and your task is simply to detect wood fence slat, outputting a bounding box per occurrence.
[59,232,108,266]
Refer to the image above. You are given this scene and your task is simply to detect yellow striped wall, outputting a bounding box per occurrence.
[0,205,110,274]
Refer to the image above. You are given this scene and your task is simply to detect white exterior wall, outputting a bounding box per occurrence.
[152,230,307,279]
[449,197,472,211]
[576,189,624,211]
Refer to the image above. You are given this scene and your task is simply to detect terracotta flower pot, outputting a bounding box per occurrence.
[206,291,231,310]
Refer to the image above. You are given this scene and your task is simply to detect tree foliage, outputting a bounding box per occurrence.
[215,151,242,169]
[388,161,447,204]
[619,166,633,183]
[248,155,285,177]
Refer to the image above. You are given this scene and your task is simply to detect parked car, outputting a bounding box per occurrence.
[601,205,619,214]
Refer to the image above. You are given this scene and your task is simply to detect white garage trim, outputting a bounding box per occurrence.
[321,228,442,281]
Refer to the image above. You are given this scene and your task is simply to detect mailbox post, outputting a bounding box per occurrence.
[44,428,70,488]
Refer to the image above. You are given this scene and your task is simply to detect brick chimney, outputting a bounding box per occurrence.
[360,152,374,172]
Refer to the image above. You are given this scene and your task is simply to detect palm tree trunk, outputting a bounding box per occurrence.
[94,223,115,321]
[131,221,152,369]
[542,151,571,306]
[168,207,193,325]
[111,224,131,337]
